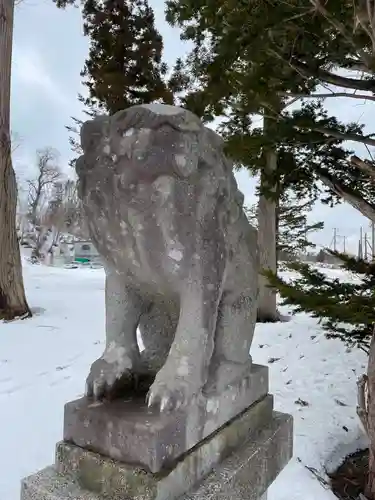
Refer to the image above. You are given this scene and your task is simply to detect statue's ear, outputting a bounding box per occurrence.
[194,127,225,175]
[174,127,224,178]
[173,133,200,178]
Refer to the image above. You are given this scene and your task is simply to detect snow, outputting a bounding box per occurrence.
[140,103,183,115]
[0,263,369,499]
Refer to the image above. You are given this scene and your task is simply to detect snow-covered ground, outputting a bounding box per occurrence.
[0,263,369,499]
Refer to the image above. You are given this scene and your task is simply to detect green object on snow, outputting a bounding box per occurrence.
[75,257,90,263]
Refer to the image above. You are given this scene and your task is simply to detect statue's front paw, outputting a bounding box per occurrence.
[146,372,201,413]
[85,352,134,401]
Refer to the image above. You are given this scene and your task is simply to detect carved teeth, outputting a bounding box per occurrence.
[146,391,153,408]
[160,396,170,412]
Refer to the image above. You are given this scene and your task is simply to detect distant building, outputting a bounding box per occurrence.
[316,249,342,266]
[73,240,101,264]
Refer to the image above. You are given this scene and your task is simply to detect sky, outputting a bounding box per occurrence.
[10,0,374,255]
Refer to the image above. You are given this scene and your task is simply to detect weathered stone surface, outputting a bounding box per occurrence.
[64,364,268,473]
[76,103,259,412]
[20,467,96,500]
[19,104,293,500]
[21,410,292,500]
[183,412,293,500]
[58,395,273,500]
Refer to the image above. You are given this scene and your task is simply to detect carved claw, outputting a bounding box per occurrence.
[146,378,197,413]
[85,356,134,401]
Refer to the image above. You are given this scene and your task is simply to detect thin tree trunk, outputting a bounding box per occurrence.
[356,326,375,499]
[257,116,280,322]
[360,326,375,498]
[275,195,280,265]
[0,0,31,320]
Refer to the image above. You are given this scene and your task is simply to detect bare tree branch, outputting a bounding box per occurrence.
[268,46,375,93]
[354,0,375,58]
[351,155,375,180]
[282,91,375,102]
[312,126,375,147]
[316,170,375,222]
[344,59,374,73]
[309,0,373,68]
[291,58,375,92]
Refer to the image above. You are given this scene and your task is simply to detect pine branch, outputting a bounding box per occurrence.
[266,252,375,351]
[259,106,370,148]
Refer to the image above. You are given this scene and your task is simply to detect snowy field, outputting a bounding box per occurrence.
[0,263,369,499]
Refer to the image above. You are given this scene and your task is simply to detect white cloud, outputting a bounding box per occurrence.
[12,46,70,108]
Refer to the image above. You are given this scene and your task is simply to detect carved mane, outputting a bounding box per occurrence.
[76,104,245,225]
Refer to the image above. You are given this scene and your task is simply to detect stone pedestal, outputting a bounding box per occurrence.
[20,365,293,500]
[64,364,268,473]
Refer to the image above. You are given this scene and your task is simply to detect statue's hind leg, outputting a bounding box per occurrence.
[207,249,258,392]
[137,300,179,380]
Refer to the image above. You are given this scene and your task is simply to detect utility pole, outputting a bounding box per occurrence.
[365,233,368,260]
[343,235,346,254]
[333,228,337,251]
[359,227,363,259]
[372,221,375,261]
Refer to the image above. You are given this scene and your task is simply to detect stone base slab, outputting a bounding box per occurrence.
[183,412,293,500]
[20,410,292,500]
[63,364,268,473]
[57,395,273,500]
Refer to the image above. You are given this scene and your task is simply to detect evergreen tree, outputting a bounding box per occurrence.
[265,253,375,352]
[265,249,375,497]
[80,0,173,116]
[163,3,375,488]
[277,197,324,259]
[246,194,323,260]
[67,0,173,163]
[166,0,375,219]
[165,0,359,321]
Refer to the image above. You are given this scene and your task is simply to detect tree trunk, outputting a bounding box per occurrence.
[257,116,280,322]
[356,326,375,498]
[0,0,31,320]
[275,195,280,264]
[358,326,375,498]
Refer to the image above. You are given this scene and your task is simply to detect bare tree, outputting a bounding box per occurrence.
[27,148,61,225]
[60,180,87,237]
[26,148,61,261]
[16,181,29,244]
[45,180,74,250]
[0,0,31,320]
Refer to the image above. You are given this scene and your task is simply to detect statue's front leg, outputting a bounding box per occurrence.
[147,236,226,412]
[86,268,143,400]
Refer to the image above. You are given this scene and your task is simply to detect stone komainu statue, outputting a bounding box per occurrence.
[76,104,259,412]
